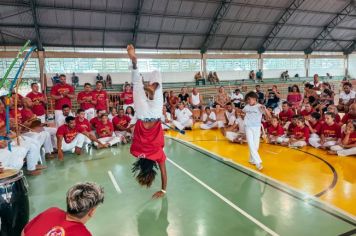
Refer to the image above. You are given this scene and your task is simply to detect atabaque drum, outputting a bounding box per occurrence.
[0,169,29,236]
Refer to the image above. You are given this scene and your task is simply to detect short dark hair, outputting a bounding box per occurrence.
[324,112,335,119]
[343,82,352,88]
[244,91,259,102]
[311,112,321,120]
[30,82,38,88]
[59,74,66,78]
[77,109,85,114]
[84,83,91,87]
[296,115,305,122]
[100,113,108,118]
[282,101,290,106]
[96,81,104,85]
[65,116,75,123]
[226,102,232,106]
[62,104,70,110]
[205,107,211,111]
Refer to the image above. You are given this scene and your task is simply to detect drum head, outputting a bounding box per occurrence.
[0,169,19,180]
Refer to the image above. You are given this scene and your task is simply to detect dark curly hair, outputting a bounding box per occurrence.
[132,158,158,188]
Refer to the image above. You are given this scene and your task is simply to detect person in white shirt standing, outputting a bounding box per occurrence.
[242,91,271,171]
[200,107,218,130]
[173,102,193,130]
[337,82,355,113]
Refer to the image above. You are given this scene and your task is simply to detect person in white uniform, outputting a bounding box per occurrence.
[161,105,172,130]
[217,102,236,128]
[200,107,218,130]
[173,102,193,130]
[242,91,271,171]
[56,104,74,127]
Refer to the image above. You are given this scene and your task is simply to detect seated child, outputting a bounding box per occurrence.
[200,107,218,130]
[280,115,310,148]
[329,120,356,156]
[278,101,294,130]
[306,112,322,146]
[267,116,285,144]
[310,112,341,149]
[224,110,246,144]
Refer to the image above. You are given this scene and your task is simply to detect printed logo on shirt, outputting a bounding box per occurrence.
[58,87,69,95]
[46,226,65,236]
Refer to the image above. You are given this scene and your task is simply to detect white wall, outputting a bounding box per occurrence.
[349,54,356,79]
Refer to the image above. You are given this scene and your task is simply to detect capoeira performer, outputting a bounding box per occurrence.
[127,44,167,199]
[200,107,218,130]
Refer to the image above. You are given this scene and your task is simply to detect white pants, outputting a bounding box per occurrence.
[226,131,245,142]
[309,134,336,148]
[94,136,121,147]
[55,110,65,127]
[330,145,356,156]
[61,133,85,152]
[23,131,53,154]
[200,122,218,130]
[172,119,193,130]
[279,137,307,147]
[12,136,42,171]
[0,146,28,170]
[245,126,262,165]
[38,114,46,123]
[85,108,95,120]
[44,127,57,148]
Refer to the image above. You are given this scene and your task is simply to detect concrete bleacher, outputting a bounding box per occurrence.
[45,76,346,114]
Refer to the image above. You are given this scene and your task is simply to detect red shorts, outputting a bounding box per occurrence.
[130,120,166,163]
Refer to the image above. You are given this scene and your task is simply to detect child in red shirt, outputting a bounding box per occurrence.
[329,120,356,156]
[22,182,103,236]
[306,112,322,147]
[267,116,285,144]
[311,112,341,149]
[281,115,309,147]
[279,101,294,130]
[300,103,314,118]
[94,114,120,147]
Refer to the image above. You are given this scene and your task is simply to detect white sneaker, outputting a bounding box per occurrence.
[256,164,263,171]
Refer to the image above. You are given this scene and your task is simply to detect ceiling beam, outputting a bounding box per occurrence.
[200,0,232,53]
[29,0,43,50]
[132,0,144,45]
[304,1,356,54]
[257,0,305,53]
[344,40,356,54]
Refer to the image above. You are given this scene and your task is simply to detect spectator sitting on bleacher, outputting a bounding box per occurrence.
[337,82,355,113]
[172,102,193,131]
[287,84,303,111]
[169,91,179,116]
[51,73,60,85]
[303,83,319,107]
[178,87,190,103]
[213,72,220,84]
[266,85,281,110]
[207,71,214,84]
[256,69,263,82]
[106,74,113,89]
[231,89,244,108]
[281,70,289,80]
[163,91,170,108]
[313,74,322,91]
[200,107,218,130]
[255,85,265,104]
[194,71,206,85]
[249,70,256,83]
[214,86,230,108]
[189,88,203,110]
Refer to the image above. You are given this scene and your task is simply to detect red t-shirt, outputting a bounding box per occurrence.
[267,124,284,136]
[292,126,310,141]
[279,109,294,123]
[50,83,75,110]
[23,207,91,236]
[112,115,131,131]
[92,90,108,111]
[56,124,78,143]
[310,121,322,135]
[0,116,5,129]
[26,92,46,116]
[320,123,341,138]
[300,109,314,117]
[342,131,356,145]
[75,117,91,133]
[341,113,356,124]
[21,108,36,123]
[9,109,22,120]
[90,117,100,129]
[121,91,133,105]
[288,122,296,134]
[77,91,94,110]
[96,121,114,138]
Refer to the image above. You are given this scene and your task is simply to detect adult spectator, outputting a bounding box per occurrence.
[161,105,172,130]
[71,72,79,88]
[189,87,203,109]
[340,103,356,124]
[287,84,303,110]
[249,70,256,83]
[256,69,263,82]
[92,81,109,112]
[163,91,170,108]
[173,102,193,130]
[194,71,205,85]
[266,85,281,109]
[51,73,60,85]
[50,74,75,126]
[121,83,134,111]
[213,72,220,84]
[281,70,289,80]
[22,182,104,236]
[169,91,179,115]
[230,89,244,108]
[255,85,265,104]
[77,83,95,120]
[96,73,104,82]
[56,116,85,160]
[106,74,113,89]
[26,82,47,123]
[304,83,319,107]
[337,82,355,113]
[215,86,229,108]
[56,104,74,127]
[207,71,214,84]
[313,74,322,91]
[178,87,189,103]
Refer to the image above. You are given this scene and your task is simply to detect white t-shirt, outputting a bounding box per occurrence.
[231,93,244,103]
[175,108,192,122]
[225,110,236,125]
[202,112,216,125]
[235,117,245,133]
[242,104,264,127]
[340,90,356,104]
[161,112,172,122]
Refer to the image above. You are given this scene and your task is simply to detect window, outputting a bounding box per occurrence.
[310,58,344,76]
[0,58,39,78]
[207,59,258,71]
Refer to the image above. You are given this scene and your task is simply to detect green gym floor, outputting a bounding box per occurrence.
[27,138,356,236]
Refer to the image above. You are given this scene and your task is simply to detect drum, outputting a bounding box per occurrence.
[0,169,29,236]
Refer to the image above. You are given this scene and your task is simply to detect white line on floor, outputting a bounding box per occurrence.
[108,170,122,194]
[167,158,279,236]
[264,150,280,155]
